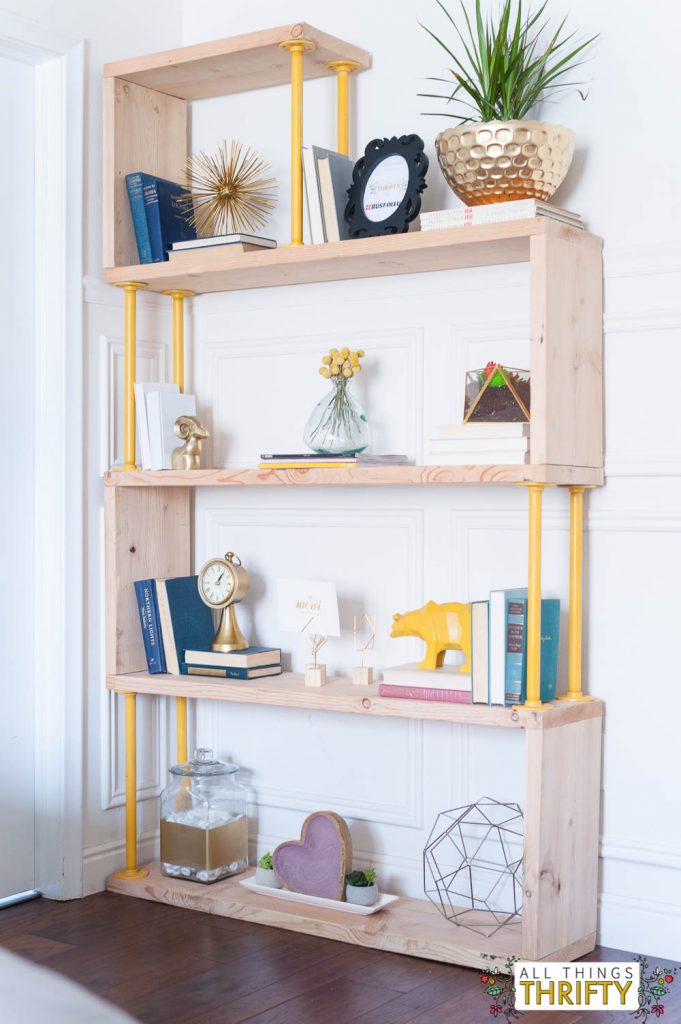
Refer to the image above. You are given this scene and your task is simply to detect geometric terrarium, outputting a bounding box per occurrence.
[423,797,524,936]
[464,363,530,423]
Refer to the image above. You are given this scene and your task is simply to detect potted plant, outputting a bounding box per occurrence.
[255,852,282,888]
[345,868,379,906]
[420,0,597,205]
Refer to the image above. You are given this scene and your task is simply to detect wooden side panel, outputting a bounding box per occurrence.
[530,224,604,468]
[522,713,603,959]
[103,78,187,268]
[105,487,190,675]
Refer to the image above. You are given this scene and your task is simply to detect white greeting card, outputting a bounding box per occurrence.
[277,579,341,637]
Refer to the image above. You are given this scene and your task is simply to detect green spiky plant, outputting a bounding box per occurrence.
[346,868,377,887]
[258,852,274,870]
[419,0,597,123]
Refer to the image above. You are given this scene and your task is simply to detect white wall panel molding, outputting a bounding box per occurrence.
[99,333,168,471]
[82,829,159,897]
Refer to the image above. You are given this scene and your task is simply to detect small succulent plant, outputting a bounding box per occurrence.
[258,852,274,870]
[346,868,377,887]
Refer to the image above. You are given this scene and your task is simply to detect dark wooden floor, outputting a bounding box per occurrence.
[0,893,678,1024]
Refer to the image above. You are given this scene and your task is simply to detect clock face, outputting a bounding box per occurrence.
[199,560,235,607]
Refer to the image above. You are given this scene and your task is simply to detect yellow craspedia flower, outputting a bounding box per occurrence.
[350,353,359,365]
[341,347,349,358]
[343,360,351,370]
[319,366,332,378]
[321,355,332,365]
[331,363,340,375]
[353,363,362,372]
[357,348,365,357]
[330,347,339,357]
[343,368,352,378]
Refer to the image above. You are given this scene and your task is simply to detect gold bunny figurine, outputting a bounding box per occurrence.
[171,415,210,470]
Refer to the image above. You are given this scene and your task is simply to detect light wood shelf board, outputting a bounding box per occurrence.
[104,464,604,488]
[102,220,565,292]
[107,863,521,970]
[104,24,371,100]
[107,671,602,731]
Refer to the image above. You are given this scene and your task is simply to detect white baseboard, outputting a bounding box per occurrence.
[599,891,681,963]
[82,831,159,896]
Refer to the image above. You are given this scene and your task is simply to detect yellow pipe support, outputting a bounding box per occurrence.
[176,695,188,763]
[524,483,546,710]
[163,289,195,393]
[326,60,361,156]
[558,486,593,702]
[113,693,149,880]
[280,39,315,246]
[114,282,147,471]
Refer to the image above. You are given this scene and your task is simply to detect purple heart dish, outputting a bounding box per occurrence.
[273,811,352,901]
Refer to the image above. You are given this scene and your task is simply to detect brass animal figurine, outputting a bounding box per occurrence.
[391,600,472,672]
[171,415,210,470]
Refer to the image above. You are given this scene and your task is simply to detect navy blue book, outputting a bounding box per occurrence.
[125,173,153,264]
[182,663,283,680]
[155,576,214,675]
[134,579,166,673]
[142,175,196,261]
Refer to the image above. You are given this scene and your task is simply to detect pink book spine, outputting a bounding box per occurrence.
[378,684,472,704]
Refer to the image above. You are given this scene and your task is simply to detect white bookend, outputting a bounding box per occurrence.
[146,391,197,470]
[134,382,179,470]
[381,663,472,690]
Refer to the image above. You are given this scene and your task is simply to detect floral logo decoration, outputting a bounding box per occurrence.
[480,958,520,1020]
[634,957,676,1020]
[479,956,676,1020]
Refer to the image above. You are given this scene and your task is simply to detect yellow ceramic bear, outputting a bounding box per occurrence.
[390,601,472,672]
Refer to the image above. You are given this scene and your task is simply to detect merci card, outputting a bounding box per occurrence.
[277,578,341,637]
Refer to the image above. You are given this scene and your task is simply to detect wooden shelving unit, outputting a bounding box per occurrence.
[102,23,605,972]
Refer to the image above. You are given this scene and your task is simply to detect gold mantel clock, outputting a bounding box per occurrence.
[197,552,249,652]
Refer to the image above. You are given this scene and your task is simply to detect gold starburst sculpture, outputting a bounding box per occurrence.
[180,139,277,237]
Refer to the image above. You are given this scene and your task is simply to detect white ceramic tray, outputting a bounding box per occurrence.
[239,877,399,915]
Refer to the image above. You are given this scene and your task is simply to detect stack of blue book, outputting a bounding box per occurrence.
[125,173,196,264]
[134,576,281,680]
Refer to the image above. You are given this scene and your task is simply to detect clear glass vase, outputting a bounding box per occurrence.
[303,378,370,455]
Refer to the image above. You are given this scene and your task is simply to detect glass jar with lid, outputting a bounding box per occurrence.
[160,748,249,884]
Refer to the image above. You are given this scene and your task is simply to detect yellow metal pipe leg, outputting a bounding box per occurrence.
[558,486,593,702]
[114,693,149,880]
[176,696,188,763]
[163,289,195,394]
[326,60,361,156]
[114,282,147,471]
[524,483,546,710]
[280,39,314,246]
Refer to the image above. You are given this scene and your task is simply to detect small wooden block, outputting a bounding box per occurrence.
[273,811,352,901]
[352,666,373,686]
[305,664,327,687]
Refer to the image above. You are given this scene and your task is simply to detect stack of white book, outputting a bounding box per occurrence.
[427,423,529,465]
[134,382,197,470]
[420,199,583,232]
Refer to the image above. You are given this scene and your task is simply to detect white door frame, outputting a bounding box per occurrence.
[0,13,84,899]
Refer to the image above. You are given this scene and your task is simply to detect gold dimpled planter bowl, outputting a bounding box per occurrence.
[435,120,575,205]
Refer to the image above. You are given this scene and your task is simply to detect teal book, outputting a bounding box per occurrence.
[521,598,560,703]
[155,576,214,676]
[125,173,153,264]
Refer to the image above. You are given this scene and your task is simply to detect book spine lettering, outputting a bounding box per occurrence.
[142,181,164,262]
[378,684,471,703]
[134,580,165,674]
[125,175,153,264]
[504,598,526,705]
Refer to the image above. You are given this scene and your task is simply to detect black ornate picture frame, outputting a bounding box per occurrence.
[344,135,428,238]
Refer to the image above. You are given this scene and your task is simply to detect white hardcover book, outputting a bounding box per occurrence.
[421,201,582,230]
[471,600,489,704]
[427,437,528,453]
[437,423,529,440]
[488,591,507,706]
[134,382,179,470]
[146,391,197,470]
[302,147,325,244]
[172,233,276,252]
[317,157,339,242]
[428,451,530,465]
[381,663,472,690]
